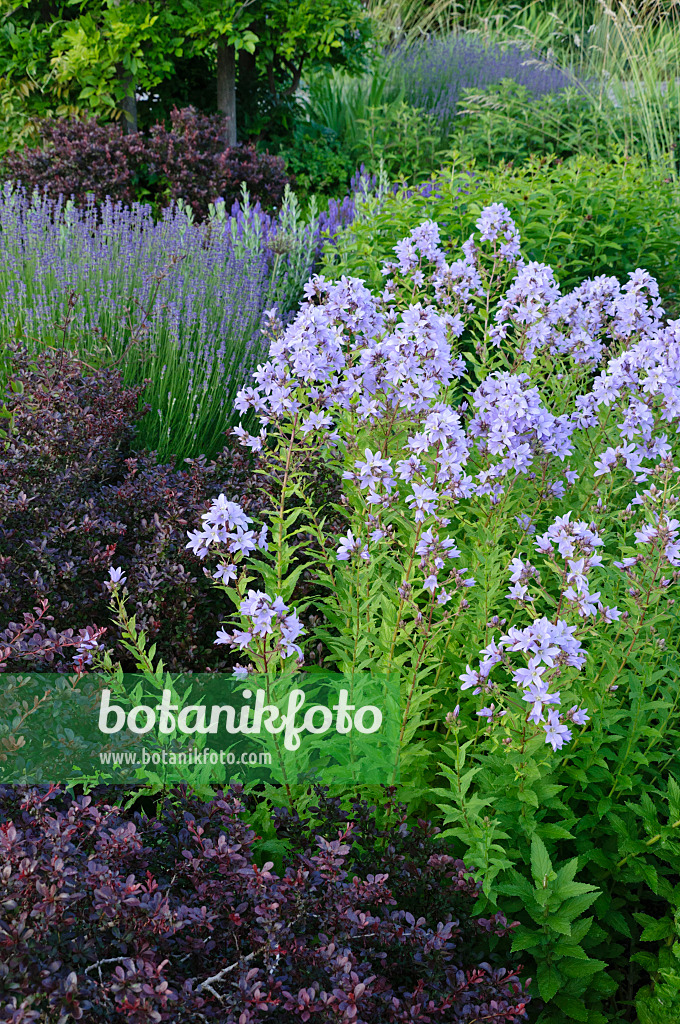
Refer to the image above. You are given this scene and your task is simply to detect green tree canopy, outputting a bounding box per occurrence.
[0,0,371,145]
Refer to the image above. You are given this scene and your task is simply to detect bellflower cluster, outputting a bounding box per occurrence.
[533,512,620,620]
[468,371,574,499]
[535,511,603,559]
[634,513,680,567]
[460,617,588,751]
[569,311,680,466]
[186,495,268,574]
[233,272,462,447]
[215,591,305,661]
[72,627,107,673]
[398,403,474,510]
[414,527,473,603]
[432,250,485,312]
[505,557,541,603]
[336,529,370,562]
[343,448,396,506]
[489,261,561,356]
[487,265,664,370]
[475,203,523,264]
[392,219,448,274]
[184,496,300,668]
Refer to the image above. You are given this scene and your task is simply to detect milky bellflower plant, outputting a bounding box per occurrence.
[178,202,680,798]
[184,496,300,675]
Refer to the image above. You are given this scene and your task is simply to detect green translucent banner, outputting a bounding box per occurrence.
[1,669,400,788]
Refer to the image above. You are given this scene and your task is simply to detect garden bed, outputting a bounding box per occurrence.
[3,3,680,1021]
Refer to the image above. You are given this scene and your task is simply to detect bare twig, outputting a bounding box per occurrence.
[196,949,258,1000]
[84,955,133,986]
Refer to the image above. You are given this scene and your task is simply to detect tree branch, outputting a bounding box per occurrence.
[85,955,133,980]
[196,949,258,1000]
[281,53,307,96]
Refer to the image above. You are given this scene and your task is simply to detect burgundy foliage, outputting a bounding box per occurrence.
[0,600,104,674]
[1,116,147,208]
[2,108,291,220]
[146,106,290,220]
[0,345,270,673]
[0,783,531,1023]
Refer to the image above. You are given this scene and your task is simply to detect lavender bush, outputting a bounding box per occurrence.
[0,179,358,462]
[392,34,575,137]
[96,202,680,1017]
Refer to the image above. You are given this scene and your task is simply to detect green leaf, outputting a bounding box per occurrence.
[560,957,608,979]
[633,913,675,942]
[511,931,544,953]
[537,961,562,1002]
[604,911,631,938]
[569,917,594,943]
[553,994,589,1021]
[531,834,553,887]
[553,942,588,960]
[518,786,539,808]
[541,914,574,936]
[539,823,575,840]
[559,892,601,921]
[631,951,658,971]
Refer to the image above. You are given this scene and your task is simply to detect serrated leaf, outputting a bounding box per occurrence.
[510,931,543,952]
[559,891,601,921]
[554,942,588,959]
[541,914,573,936]
[631,950,659,971]
[633,914,675,942]
[558,881,600,900]
[537,961,562,1002]
[560,957,608,979]
[605,910,631,938]
[553,994,589,1021]
[539,823,575,840]
[531,834,553,887]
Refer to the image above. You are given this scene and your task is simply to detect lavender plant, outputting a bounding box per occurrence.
[0,180,358,462]
[146,204,680,1018]
[321,157,680,317]
[390,34,574,139]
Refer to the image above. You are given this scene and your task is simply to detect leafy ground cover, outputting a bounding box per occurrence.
[0,782,530,1022]
[0,344,271,673]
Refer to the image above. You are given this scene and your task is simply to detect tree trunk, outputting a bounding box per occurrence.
[119,68,138,134]
[216,36,237,146]
[111,0,137,134]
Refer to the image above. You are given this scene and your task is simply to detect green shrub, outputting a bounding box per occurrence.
[278,122,354,199]
[321,154,680,314]
[453,81,617,168]
[348,98,448,183]
[450,78,680,172]
[636,951,680,1024]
